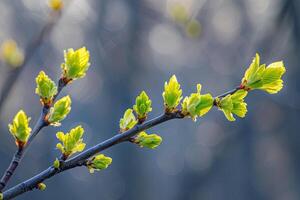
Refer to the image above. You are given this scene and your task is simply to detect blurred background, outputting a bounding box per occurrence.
[0,0,298,199]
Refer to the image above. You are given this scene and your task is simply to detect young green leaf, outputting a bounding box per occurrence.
[119,109,138,132]
[162,75,182,112]
[86,154,112,173]
[61,47,90,81]
[181,84,213,121]
[259,61,286,94]
[56,125,86,158]
[133,91,152,121]
[47,95,71,126]
[241,53,286,94]
[134,131,162,149]
[35,71,58,105]
[8,110,32,147]
[216,90,248,121]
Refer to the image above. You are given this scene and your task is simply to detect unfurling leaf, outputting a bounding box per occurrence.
[134,131,162,149]
[241,53,286,94]
[133,91,152,121]
[216,90,248,121]
[56,125,86,158]
[48,0,63,11]
[37,183,46,191]
[8,110,31,146]
[0,39,24,67]
[86,154,112,173]
[162,75,182,112]
[119,109,138,132]
[61,47,90,81]
[35,71,57,105]
[181,84,213,121]
[47,95,71,126]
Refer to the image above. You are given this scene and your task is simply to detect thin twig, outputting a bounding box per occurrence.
[0,79,67,192]
[213,86,242,105]
[1,88,241,199]
[215,86,241,99]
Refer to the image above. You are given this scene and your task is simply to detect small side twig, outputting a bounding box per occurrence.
[213,86,242,105]
[0,78,67,192]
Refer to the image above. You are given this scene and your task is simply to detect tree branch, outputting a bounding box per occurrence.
[1,87,241,200]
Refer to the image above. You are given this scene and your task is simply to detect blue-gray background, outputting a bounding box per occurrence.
[0,0,299,199]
